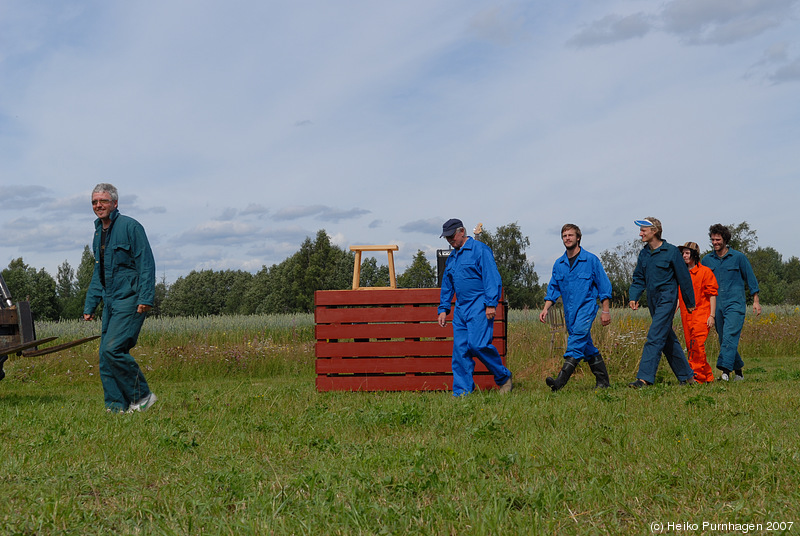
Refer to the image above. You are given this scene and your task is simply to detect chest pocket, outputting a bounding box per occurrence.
[113,243,135,268]
[456,261,480,281]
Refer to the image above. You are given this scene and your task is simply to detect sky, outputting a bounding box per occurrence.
[2,0,799,287]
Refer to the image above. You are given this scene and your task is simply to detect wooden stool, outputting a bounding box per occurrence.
[350,245,398,290]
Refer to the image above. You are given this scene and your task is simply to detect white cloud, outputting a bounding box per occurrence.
[1,0,798,284]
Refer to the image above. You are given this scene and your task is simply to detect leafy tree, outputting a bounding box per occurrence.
[56,259,84,319]
[359,257,390,288]
[74,245,97,318]
[161,269,253,316]
[152,274,168,317]
[397,250,436,288]
[244,230,354,314]
[748,247,784,305]
[2,258,59,321]
[725,221,758,255]
[783,256,800,286]
[786,281,800,306]
[599,239,642,307]
[477,222,541,309]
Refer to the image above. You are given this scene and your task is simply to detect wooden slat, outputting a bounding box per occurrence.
[315,374,499,392]
[314,322,506,340]
[316,357,495,374]
[315,304,505,324]
[316,339,506,358]
[316,306,441,324]
[315,288,445,306]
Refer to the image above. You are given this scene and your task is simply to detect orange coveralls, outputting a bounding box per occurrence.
[678,264,719,383]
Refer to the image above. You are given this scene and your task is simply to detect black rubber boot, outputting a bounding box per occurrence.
[587,353,610,388]
[545,357,578,392]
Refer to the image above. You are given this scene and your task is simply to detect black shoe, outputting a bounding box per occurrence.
[587,353,610,388]
[628,379,651,389]
[546,357,578,392]
[679,377,697,386]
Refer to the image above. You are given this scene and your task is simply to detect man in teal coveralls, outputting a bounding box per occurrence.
[438,219,513,396]
[700,223,761,381]
[539,223,613,391]
[84,183,157,412]
[628,217,696,388]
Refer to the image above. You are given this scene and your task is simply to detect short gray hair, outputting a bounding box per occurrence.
[92,183,118,202]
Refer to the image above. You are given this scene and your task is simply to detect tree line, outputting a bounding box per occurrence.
[4,221,794,321]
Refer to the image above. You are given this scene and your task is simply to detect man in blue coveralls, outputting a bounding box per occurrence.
[438,219,513,396]
[84,183,158,413]
[701,223,761,381]
[628,217,696,388]
[539,223,613,391]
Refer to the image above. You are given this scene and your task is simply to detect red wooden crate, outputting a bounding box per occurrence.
[314,288,507,391]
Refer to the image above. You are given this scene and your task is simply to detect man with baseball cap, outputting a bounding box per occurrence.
[628,218,697,387]
[438,218,513,396]
[677,241,718,383]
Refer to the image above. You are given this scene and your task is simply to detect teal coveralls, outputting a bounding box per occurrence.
[700,248,759,372]
[629,241,696,384]
[84,209,156,411]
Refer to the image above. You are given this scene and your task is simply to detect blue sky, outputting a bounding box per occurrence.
[2,0,799,286]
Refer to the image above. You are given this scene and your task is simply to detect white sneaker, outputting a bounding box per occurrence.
[734,373,744,381]
[130,392,158,411]
[720,372,730,382]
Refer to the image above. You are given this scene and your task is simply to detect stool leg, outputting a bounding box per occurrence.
[352,251,362,290]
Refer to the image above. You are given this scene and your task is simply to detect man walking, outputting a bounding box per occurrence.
[84,183,157,412]
[438,219,513,396]
[628,218,696,388]
[677,242,718,383]
[701,224,761,381]
[539,224,613,391]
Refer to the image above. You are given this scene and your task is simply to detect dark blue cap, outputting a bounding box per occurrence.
[440,218,463,237]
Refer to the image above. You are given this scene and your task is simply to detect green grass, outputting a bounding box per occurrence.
[2,309,800,534]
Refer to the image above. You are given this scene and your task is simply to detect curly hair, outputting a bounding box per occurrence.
[708,223,731,244]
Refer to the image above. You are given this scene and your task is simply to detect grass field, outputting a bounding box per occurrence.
[2,308,799,535]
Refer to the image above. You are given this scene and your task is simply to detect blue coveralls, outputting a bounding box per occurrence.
[544,248,612,361]
[701,248,759,372]
[629,241,696,384]
[438,237,511,396]
[84,209,156,411]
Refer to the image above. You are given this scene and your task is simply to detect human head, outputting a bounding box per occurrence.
[708,223,731,245]
[440,218,463,238]
[92,183,119,202]
[678,241,700,265]
[561,223,582,244]
[634,217,662,240]
[440,218,467,248]
[91,183,119,222]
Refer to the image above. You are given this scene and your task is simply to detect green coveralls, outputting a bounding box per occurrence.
[84,209,155,411]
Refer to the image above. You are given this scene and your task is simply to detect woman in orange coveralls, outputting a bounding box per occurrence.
[677,242,718,383]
